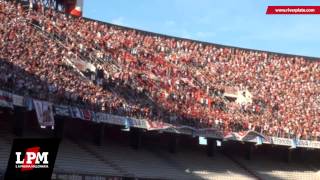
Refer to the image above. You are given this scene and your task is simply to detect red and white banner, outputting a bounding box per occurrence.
[33,100,55,127]
[81,109,93,121]
[224,131,247,141]
[146,120,172,130]
[266,6,320,15]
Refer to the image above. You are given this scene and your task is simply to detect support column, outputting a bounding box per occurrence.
[245,143,254,160]
[13,107,25,137]
[95,124,105,146]
[285,148,293,163]
[169,134,178,154]
[207,138,216,157]
[130,128,142,150]
[54,116,65,138]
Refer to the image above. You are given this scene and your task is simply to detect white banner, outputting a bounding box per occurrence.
[197,129,223,139]
[94,112,107,123]
[12,94,24,107]
[271,137,292,146]
[33,100,55,127]
[54,105,71,117]
[0,90,13,108]
[296,139,320,149]
[129,118,148,129]
[96,113,124,124]
[104,114,125,125]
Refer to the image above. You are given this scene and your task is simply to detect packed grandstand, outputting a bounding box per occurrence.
[1,0,319,140]
[0,0,320,179]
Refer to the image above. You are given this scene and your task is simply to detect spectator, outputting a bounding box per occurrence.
[0,0,319,140]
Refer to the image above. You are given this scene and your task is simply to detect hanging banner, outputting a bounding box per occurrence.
[296,139,320,149]
[33,100,55,127]
[4,89,320,150]
[94,112,107,123]
[54,105,71,117]
[146,120,172,130]
[0,90,13,109]
[224,131,247,141]
[173,126,196,136]
[262,136,272,144]
[70,107,83,119]
[271,137,293,146]
[104,114,126,125]
[241,131,266,142]
[81,109,93,121]
[12,94,24,107]
[24,97,33,111]
[197,128,223,139]
[129,118,148,129]
[122,118,131,131]
[256,136,263,145]
[291,138,297,149]
[125,117,133,128]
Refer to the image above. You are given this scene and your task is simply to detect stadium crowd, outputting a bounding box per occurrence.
[0,0,319,140]
[0,0,153,119]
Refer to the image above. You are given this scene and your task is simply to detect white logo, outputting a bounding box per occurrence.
[15,151,49,170]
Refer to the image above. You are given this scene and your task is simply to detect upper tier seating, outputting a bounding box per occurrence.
[0,0,319,140]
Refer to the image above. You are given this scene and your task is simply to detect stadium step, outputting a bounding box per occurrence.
[222,151,262,179]
[68,137,133,177]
